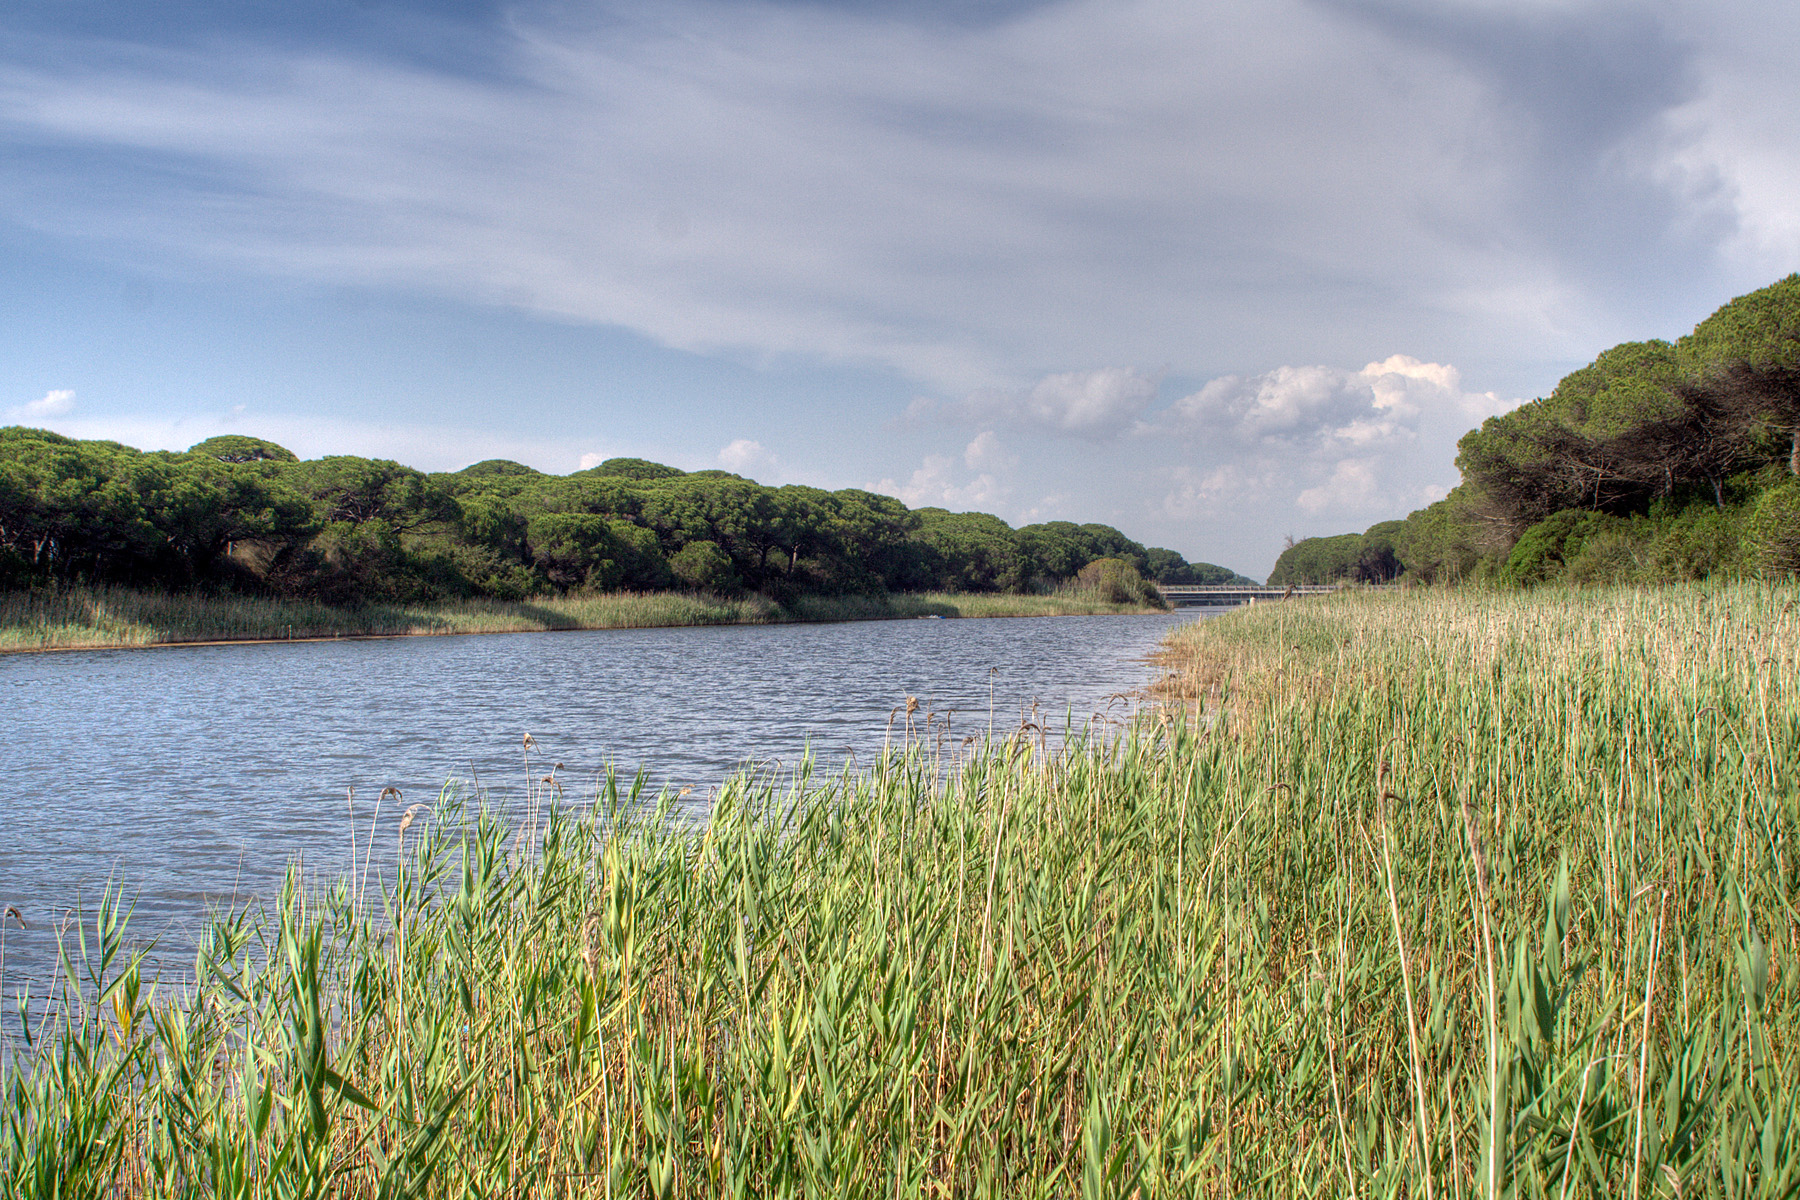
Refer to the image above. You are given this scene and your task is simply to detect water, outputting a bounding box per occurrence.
[0,610,1206,994]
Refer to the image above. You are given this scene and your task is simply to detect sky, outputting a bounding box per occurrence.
[5,0,1800,578]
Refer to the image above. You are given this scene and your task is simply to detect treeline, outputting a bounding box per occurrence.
[0,430,1250,605]
[1269,273,1800,587]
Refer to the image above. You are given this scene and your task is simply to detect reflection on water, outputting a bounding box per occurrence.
[0,610,1207,992]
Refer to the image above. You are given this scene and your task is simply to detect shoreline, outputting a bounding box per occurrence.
[0,585,1171,655]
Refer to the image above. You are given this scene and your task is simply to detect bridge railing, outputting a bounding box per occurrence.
[1154,584,1342,595]
[1153,583,1347,605]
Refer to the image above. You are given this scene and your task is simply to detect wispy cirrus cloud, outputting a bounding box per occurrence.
[0,0,1765,397]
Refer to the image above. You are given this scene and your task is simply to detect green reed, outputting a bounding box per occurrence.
[0,585,1161,652]
[3,582,1795,1197]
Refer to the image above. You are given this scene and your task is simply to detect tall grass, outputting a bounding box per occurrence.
[3,582,1795,1197]
[0,585,1164,652]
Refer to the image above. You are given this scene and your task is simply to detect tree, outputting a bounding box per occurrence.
[285,457,458,532]
[527,513,669,591]
[456,459,543,479]
[188,435,298,464]
[1678,359,1800,478]
[907,509,1027,592]
[579,457,686,482]
[669,540,737,593]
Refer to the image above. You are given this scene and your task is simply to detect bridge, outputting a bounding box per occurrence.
[1156,584,1341,607]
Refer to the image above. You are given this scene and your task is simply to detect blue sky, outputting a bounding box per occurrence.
[6,0,1800,577]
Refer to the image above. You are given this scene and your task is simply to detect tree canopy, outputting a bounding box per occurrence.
[1277,273,1800,587]
[0,430,1247,603]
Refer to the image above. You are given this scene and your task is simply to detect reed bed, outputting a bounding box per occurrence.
[0,586,1162,652]
[3,582,1795,1197]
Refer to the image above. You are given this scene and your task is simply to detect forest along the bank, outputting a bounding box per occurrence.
[1268,271,1800,587]
[0,432,1251,609]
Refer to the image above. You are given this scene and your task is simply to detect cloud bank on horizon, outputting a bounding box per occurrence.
[4,0,1800,576]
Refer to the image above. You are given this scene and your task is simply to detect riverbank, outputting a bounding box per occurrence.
[5,583,1795,1197]
[0,584,1166,653]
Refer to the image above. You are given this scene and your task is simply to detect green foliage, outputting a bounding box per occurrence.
[1331,274,1800,586]
[1268,533,1355,585]
[285,457,457,532]
[187,435,299,463]
[1069,556,1165,606]
[527,512,670,592]
[454,458,543,479]
[1393,487,1493,583]
[579,457,686,481]
[668,538,738,593]
[1680,271,1800,369]
[2,427,1246,604]
[1746,478,1800,577]
[1143,547,1255,586]
[6,586,1798,1196]
[1500,509,1614,587]
[1267,523,1406,587]
[905,508,1029,592]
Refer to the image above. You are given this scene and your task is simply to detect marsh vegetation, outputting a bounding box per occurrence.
[0,583,1167,653]
[3,584,1794,1196]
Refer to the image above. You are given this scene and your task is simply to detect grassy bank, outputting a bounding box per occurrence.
[4,584,1796,1197]
[0,584,1165,652]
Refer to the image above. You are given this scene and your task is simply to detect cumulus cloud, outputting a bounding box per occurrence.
[718,438,780,479]
[10,389,75,420]
[1295,458,1381,515]
[872,432,1016,510]
[1133,354,1507,540]
[947,368,1160,439]
[962,430,1017,473]
[1154,462,1278,522]
[1162,355,1514,449]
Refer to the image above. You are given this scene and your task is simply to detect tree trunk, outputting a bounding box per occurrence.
[1790,426,1799,476]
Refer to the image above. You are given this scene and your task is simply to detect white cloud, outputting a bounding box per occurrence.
[871,452,1009,511]
[962,430,1016,473]
[941,368,1161,439]
[1162,355,1518,449]
[578,451,607,470]
[10,389,75,420]
[0,0,1749,392]
[718,437,779,479]
[1295,458,1380,515]
[1155,462,1276,521]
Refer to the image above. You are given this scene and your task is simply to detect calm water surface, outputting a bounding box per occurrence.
[0,611,1205,990]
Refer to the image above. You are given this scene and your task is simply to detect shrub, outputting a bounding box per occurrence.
[1746,478,1800,576]
[1500,510,1615,587]
[671,539,739,593]
[1071,557,1164,606]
